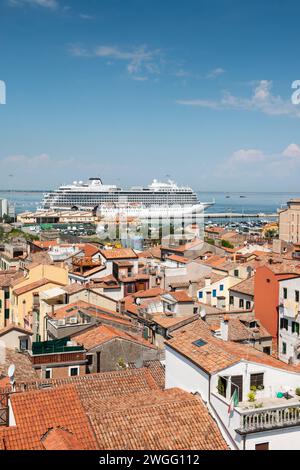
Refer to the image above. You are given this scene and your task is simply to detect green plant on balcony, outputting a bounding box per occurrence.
[254,402,263,409]
[250,385,257,392]
[295,388,300,396]
[247,391,256,402]
[257,385,265,391]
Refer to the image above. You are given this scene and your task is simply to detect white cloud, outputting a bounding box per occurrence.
[282,143,300,158]
[229,149,267,164]
[206,67,225,79]
[9,0,58,9]
[177,80,300,118]
[79,14,94,20]
[70,44,162,80]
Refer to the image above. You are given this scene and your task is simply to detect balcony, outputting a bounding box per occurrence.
[236,399,300,434]
[280,299,300,318]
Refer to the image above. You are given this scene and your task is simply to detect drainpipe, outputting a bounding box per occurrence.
[242,434,246,450]
[207,375,239,450]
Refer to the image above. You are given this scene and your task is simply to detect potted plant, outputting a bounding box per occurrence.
[295,388,300,397]
[248,391,256,403]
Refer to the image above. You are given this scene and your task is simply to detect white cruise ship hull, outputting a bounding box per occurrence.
[98,203,212,220]
[40,177,214,214]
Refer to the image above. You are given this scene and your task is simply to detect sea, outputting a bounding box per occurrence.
[0,190,299,219]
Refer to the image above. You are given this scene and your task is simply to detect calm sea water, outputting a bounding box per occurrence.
[0,190,299,216]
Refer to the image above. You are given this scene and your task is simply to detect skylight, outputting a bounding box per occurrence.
[192,339,207,348]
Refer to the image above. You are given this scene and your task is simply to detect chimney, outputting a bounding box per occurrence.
[221,316,229,341]
[205,277,211,287]
[189,280,198,299]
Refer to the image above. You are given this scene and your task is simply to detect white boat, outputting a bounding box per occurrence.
[40,177,214,217]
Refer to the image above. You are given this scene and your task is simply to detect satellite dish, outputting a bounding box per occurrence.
[8,364,15,379]
[135,298,141,306]
[200,308,207,319]
[8,364,16,386]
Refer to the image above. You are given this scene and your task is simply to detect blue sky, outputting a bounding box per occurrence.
[1,0,300,190]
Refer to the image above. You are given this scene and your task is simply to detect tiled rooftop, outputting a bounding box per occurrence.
[72,324,157,350]
[167,319,300,374]
[89,388,228,450]
[229,276,255,296]
[0,385,97,450]
[100,248,138,260]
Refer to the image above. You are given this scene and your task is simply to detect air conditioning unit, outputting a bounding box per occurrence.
[57,319,66,326]
[69,317,78,325]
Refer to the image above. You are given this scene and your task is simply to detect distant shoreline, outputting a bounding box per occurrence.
[0,190,299,195]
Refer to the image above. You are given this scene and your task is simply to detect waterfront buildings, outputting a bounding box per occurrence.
[279,199,300,244]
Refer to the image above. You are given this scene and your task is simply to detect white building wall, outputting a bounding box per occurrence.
[165,346,209,401]
[278,277,300,364]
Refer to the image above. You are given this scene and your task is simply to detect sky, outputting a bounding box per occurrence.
[1,0,300,191]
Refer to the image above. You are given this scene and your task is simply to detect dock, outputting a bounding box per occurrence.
[204,213,278,219]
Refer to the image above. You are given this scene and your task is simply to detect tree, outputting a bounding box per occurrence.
[221,239,234,249]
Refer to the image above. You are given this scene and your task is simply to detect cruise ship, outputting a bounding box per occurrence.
[41,178,214,218]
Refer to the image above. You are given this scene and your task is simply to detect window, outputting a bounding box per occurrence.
[4,290,9,300]
[250,373,264,389]
[45,369,52,379]
[19,338,28,351]
[296,291,300,303]
[229,295,234,305]
[263,346,271,355]
[212,289,217,298]
[217,376,227,398]
[280,318,288,331]
[0,300,2,309]
[283,287,288,299]
[239,299,244,309]
[4,309,9,320]
[234,269,239,277]
[292,322,300,335]
[220,284,224,292]
[69,366,80,377]
[198,291,203,300]
[246,301,251,310]
[193,307,198,314]
[282,342,287,355]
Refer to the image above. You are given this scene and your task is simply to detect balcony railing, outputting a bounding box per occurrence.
[237,403,300,434]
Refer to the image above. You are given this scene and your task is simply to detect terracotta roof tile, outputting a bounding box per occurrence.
[100,248,138,260]
[13,278,64,296]
[0,385,97,450]
[41,427,83,450]
[89,388,228,450]
[72,324,157,350]
[167,319,300,374]
[229,276,255,296]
